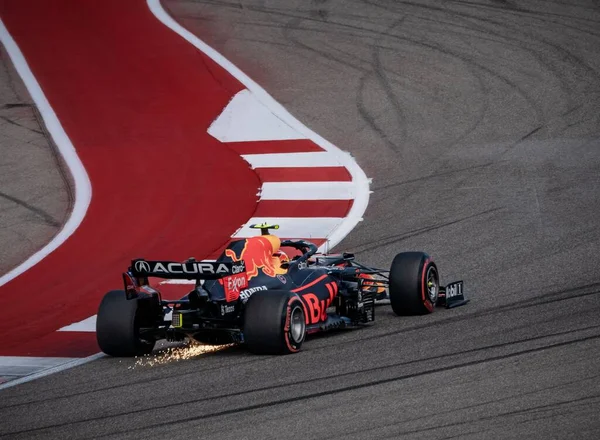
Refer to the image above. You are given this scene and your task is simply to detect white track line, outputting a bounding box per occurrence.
[148,0,371,251]
[0,19,92,288]
[0,354,104,391]
[0,356,81,375]
[242,152,345,168]
[0,13,92,389]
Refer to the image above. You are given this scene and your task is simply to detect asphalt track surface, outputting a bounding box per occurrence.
[2,0,600,438]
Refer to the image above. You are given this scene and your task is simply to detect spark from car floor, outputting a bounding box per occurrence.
[129,342,232,368]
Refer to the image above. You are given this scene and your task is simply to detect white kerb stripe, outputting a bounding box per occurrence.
[58,315,97,332]
[233,217,344,239]
[207,90,304,142]
[242,152,344,169]
[260,182,357,200]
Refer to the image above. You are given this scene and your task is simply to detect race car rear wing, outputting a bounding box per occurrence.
[129,258,246,280]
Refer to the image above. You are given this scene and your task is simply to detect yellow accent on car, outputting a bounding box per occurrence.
[250,223,280,236]
[250,223,279,230]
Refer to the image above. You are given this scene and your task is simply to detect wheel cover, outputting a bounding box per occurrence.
[290,306,306,343]
[426,265,439,304]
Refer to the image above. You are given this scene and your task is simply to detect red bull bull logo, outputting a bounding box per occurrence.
[225,236,284,280]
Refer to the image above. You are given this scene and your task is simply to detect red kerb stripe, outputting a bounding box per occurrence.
[0,332,98,357]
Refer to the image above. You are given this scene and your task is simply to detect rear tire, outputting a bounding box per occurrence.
[244,290,306,354]
[389,252,439,316]
[96,290,156,357]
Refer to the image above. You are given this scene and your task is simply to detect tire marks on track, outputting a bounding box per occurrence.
[3,328,598,438]
[3,1,600,439]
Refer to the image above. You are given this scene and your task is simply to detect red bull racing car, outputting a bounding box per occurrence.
[96,224,467,356]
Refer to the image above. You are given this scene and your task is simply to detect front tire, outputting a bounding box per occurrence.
[389,252,439,316]
[96,290,156,357]
[244,290,306,354]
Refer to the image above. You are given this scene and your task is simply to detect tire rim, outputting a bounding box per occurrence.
[426,265,439,304]
[290,306,306,343]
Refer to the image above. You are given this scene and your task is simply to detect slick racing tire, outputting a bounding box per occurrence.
[389,252,439,316]
[244,290,306,354]
[96,290,156,357]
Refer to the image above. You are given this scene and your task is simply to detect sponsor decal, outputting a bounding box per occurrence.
[134,260,151,273]
[220,304,236,315]
[239,285,267,301]
[223,272,248,302]
[299,281,338,324]
[277,275,287,284]
[284,302,292,332]
[445,281,463,299]
[231,263,246,274]
[133,260,245,276]
[284,297,303,352]
[302,293,328,324]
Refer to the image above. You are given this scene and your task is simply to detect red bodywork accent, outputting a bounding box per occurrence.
[291,274,329,292]
[222,272,248,302]
[122,272,139,299]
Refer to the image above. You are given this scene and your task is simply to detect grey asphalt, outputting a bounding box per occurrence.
[1,0,600,439]
[0,44,71,276]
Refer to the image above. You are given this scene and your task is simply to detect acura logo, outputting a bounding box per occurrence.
[135,260,151,273]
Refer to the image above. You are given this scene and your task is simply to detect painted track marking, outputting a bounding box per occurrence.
[0,17,91,289]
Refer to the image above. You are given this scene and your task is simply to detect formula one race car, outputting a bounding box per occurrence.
[96,224,467,356]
